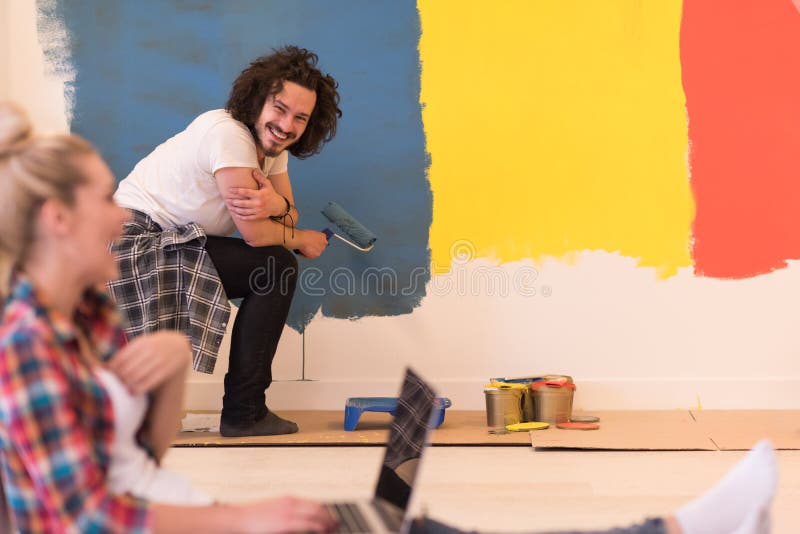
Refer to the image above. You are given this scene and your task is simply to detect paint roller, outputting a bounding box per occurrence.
[295,201,377,254]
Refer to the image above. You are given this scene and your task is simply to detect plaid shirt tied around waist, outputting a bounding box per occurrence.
[107,210,230,374]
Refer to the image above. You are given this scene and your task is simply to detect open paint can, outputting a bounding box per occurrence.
[484,387,523,431]
[531,381,576,424]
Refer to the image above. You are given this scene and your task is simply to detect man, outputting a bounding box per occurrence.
[109,46,342,436]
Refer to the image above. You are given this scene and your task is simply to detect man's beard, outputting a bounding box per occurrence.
[258,123,295,158]
[261,144,283,158]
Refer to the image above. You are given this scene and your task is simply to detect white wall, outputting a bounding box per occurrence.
[0,0,9,98]
[7,3,800,412]
[2,0,70,132]
[245,254,800,411]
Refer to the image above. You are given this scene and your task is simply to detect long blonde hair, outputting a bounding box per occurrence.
[0,102,95,300]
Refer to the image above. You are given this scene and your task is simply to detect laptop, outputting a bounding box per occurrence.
[326,367,438,534]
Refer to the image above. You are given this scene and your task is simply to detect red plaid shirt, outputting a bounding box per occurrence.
[0,277,151,533]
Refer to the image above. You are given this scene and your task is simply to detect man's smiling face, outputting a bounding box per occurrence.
[254,80,317,158]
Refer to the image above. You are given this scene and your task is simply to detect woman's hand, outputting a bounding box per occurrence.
[106,332,191,395]
[239,496,338,533]
[225,169,286,221]
[153,496,338,533]
[294,229,329,259]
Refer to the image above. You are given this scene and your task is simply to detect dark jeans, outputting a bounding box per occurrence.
[204,236,298,425]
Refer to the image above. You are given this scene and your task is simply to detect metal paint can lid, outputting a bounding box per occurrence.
[570,415,600,423]
[557,422,599,430]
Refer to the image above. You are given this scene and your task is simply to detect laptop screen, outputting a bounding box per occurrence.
[373,367,437,512]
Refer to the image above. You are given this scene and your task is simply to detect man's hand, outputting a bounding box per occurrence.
[295,229,329,259]
[225,169,287,221]
[106,332,191,395]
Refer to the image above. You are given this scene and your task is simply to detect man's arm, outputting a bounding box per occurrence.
[215,166,325,255]
[223,170,300,226]
[265,170,300,226]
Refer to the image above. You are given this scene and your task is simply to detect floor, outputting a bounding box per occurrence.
[163,446,800,533]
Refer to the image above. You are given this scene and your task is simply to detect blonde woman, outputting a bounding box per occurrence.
[0,102,336,533]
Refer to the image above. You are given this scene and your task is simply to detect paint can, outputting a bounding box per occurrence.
[531,381,576,425]
[520,388,535,422]
[485,382,529,421]
[484,387,523,430]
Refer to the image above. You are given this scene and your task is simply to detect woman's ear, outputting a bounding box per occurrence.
[37,198,73,237]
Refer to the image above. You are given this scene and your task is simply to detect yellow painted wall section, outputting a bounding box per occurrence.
[419,0,693,277]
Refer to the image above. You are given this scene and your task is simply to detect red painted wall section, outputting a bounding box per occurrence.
[681,0,800,279]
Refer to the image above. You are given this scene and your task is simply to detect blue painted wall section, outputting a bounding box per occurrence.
[40,0,430,331]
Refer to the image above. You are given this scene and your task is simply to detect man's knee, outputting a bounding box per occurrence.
[263,247,299,295]
[268,246,298,279]
[246,247,298,297]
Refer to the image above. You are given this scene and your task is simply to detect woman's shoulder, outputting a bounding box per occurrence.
[0,284,68,372]
[0,319,65,395]
[0,298,46,350]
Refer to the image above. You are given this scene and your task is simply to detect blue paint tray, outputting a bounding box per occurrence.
[344,396,452,431]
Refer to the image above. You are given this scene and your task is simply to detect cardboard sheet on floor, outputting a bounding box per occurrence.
[530,411,716,451]
[175,410,800,449]
[690,410,800,450]
[174,410,532,446]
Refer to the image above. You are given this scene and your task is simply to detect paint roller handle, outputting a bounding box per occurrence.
[293,228,334,255]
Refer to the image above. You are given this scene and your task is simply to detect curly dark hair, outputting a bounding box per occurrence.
[226,46,342,159]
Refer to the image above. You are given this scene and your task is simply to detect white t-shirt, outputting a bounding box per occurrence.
[96,368,213,505]
[115,109,288,236]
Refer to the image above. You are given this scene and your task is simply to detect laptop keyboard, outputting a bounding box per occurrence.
[327,502,372,533]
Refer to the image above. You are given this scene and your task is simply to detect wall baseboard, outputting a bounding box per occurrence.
[184,377,800,412]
